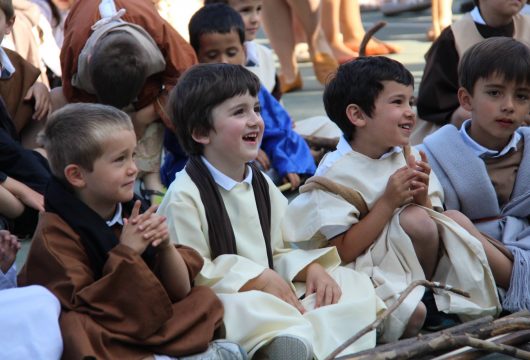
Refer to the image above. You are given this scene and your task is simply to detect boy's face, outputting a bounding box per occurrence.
[197,30,246,65]
[78,129,138,216]
[459,74,530,150]
[0,10,14,44]
[228,0,262,41]
[198,92,263,174]
[51,0,75,11]
[359,81,416,153]
[479,0,525,20]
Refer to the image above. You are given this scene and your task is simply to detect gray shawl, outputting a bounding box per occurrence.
[419,125,530,312]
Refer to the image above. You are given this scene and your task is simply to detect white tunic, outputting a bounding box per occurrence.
[159,165,384,359]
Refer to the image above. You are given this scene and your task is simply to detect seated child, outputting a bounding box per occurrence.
[420,37,530,312]
[415,0,529,134]
[204,0,281,98]
[18,103,245,359]
[161,3,316,190]
[157,63,384,359]
[0,98,50,236]
[0,0,51,148]
[0,229,63,359]
[285,56,501,341]
[55,0,198,202]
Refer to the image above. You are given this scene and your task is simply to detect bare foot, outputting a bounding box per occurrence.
[0,230,20,274]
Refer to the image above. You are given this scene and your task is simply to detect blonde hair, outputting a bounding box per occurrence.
[42,103,133,180]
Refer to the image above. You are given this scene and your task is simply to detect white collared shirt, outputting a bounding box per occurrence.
[470,7,486,25]
[459,119,521,158]
[244,41,260,67]
[316,136,403,176]
[0,47,15,78]
[201,156,253,191]
[106,203,124,227]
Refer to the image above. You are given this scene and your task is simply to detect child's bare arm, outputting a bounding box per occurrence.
[2,177,44,212]
[0,230,20,274]
[285,173,301,190]
[0,184,24,218]
[129,103,158,139]
[294,262,341,308]
[25,82,52,121]
[329,166,418,263]
[240,268,306,313]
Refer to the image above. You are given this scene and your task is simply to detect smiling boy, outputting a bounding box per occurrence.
[18,103,239,359]
[421,37,530,312]
[286,56,500,341]
[158,63,384,359]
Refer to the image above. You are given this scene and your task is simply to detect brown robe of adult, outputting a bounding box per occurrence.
[18,212,225,360]
[60,0,197,127]
[0,48,39,136]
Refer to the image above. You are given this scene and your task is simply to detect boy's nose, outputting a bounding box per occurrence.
[501,97,515,112]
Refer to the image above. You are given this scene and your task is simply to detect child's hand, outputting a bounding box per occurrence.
[252,268,306,314]
[285,173,301,190]
[381,166,417,209]
[0,230,20,274]
[304,263,341,308]
[121,201,168,254]
[129,104,158,139]
[407,150,431,207]
[25,82,52,121]
[255,149,270,170]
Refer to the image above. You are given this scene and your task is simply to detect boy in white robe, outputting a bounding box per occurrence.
[0,229,63,359]
[284,56,501,342]
[158,63,384,359]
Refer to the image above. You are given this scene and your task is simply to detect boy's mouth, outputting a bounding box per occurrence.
[496,118,515,127]
[243,132,259,142]
[398,124,413,130]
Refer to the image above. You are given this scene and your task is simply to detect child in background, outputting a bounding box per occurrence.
[0,97,50,237]
[161,3,316,190]
[0,229,63,359]
[421,37,530,312]
[18,103,245,359]
[54,0,197,204]
[415,0,529,139]
[286,56,500,341]
[204,0,280,98]
[158,63,383,359]
[0,0,51,148]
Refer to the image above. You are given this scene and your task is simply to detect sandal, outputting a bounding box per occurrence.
[311,52,338,85]
[279,71,303,93]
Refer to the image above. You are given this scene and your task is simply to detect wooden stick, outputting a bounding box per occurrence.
[325,280,469,360]
[359,21,387,57]
[278,183,292,192]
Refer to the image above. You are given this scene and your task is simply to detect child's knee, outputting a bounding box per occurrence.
[400,206,438,244]
[443,209,472,228]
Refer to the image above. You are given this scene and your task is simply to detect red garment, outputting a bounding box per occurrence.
[60,0,197,126]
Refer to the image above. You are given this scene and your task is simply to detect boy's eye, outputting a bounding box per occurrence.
[254,105,261,114]
[234,108,245,115]
[487,90,500,97]
[516,93,529,101]
[227,49,240,57]
[392,99,402,105]
[238,6,253,14]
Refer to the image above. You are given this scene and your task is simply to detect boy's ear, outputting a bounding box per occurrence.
[345,104,367,128]
[64,164,86,189]
[458,87,473,112]
[191,129,210,145]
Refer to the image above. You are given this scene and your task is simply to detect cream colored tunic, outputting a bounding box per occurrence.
[285,141,501,341]
[158,169,384,359]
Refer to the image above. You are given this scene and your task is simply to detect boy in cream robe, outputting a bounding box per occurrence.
[285,56,501,342]
[158,63,384,359]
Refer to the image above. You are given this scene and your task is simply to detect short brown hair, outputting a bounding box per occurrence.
[42,103,133,180]
[458,37,530,94]
[168,63,260,155]
[0,0,14,20]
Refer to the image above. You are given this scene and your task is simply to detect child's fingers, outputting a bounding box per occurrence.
[419,150,429,164]
[138,214,166,232]
[128,200,142,224]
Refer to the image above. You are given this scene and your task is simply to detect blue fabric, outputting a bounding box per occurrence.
[160,86,315,187]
